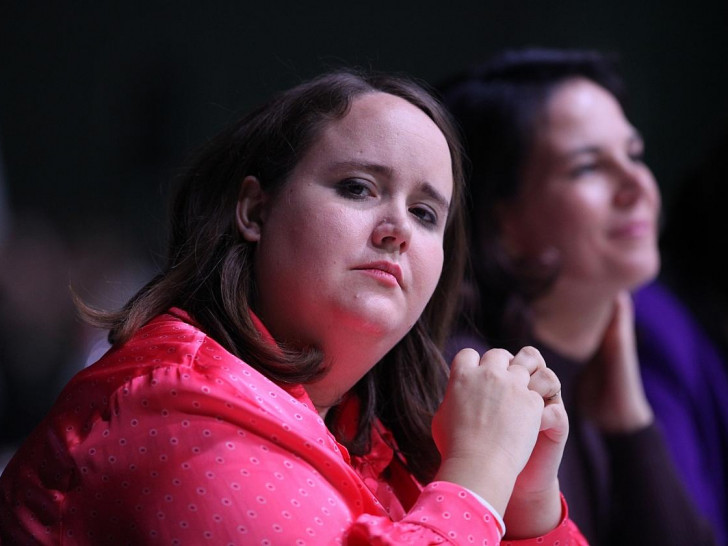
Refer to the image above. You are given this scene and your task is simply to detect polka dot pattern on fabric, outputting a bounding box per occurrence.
[0,309,586,545]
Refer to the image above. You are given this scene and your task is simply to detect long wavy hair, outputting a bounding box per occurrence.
[78,69,467,483]
[438,48,627,351]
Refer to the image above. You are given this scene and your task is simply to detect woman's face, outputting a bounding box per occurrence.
[251,92,453,354]
[501,77,661,292]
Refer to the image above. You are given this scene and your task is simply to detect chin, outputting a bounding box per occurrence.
[625,255,661,291]
[337,305,407,338]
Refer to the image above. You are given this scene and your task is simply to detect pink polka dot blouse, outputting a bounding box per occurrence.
[0,309,587,545]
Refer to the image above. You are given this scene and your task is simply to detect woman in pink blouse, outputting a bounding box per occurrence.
[0,70,586,545]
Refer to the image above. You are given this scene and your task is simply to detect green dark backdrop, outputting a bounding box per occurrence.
[2,1,727,250]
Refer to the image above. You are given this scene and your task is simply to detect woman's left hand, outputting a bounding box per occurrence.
[502,346,569,539]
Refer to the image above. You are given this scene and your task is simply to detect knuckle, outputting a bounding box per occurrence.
[448,365,469,383]
[457,347,481,361]
[508,363,531,383]
[450,348,480,374]
[545,368,561,389]
[519,345,544,362]
[527,389,545,408]
[482,347,514,363]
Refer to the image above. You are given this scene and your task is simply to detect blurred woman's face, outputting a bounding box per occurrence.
[251,91,453,358]
[500,77,661,293]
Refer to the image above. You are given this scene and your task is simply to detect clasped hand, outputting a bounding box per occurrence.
[433,346,567,538]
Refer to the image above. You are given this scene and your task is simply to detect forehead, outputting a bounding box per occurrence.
[323,92,446,149]
[299,92,454,195]
[535,78,632,150]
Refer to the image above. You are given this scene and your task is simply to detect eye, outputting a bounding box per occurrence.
[629,152,645,165]
[335,178,373,200]
[409,204,438,227]
[628,135,646,163]
[628,145,645,164]
[569,162,599,179]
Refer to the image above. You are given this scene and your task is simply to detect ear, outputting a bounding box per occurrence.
[236,175,268,242]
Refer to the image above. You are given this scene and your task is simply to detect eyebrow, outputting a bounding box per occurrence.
[329,160,451,209]
[563,145,600,160]
[329,160,394,177]
[563,129,645,160]
[420,182,451,210]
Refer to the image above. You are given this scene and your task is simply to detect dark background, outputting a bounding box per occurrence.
[1,1,727,458]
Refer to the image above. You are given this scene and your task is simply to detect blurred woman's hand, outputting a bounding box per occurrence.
[578,291,654,433]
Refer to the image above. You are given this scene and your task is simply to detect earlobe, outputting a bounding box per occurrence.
[236,175,267,242]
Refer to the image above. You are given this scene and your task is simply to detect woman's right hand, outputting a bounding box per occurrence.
[432,346,563,525]
[578,291,654,433]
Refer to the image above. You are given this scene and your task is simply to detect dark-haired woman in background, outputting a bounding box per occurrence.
[439,48,720,544]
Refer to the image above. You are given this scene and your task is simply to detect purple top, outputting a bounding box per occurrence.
[634,280,728,544]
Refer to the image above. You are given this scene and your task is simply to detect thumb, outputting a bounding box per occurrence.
[540,402,569,443]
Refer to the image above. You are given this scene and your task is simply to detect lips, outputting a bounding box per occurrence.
[354,261,404,288]
[609,220,653,239]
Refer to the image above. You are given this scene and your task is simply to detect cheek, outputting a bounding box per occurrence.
[268,204,349,259]
[414,243,445,298]
[516,193,603,259]
[551,185,608,233]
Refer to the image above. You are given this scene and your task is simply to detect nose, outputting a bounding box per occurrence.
[614,161,658,208]
[372,211,412,253]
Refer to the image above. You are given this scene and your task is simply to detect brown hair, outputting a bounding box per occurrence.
[79,69,467,482]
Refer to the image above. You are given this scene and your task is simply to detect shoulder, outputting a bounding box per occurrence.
[47,310,313,431]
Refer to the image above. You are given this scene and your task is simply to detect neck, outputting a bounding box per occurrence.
[255,307,401,420]
[530,280,615,362]
[303,325,396,419]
